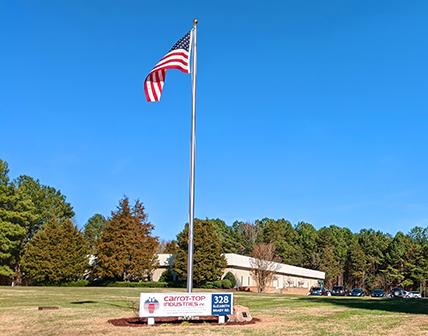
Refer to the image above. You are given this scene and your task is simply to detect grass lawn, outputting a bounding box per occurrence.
[0,286,427,336]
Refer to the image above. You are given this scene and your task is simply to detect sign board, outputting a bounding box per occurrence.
[139,292,233,318]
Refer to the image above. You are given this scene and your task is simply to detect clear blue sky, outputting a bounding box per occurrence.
[1,1,428,240]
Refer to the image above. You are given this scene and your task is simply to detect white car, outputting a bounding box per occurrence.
[406,291,422,299]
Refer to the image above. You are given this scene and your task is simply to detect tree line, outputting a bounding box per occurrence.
[203,218,428,294]
[1,159,427,295]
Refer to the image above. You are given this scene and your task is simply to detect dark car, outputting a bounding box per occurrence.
[390,288,406,298]
[331,286,346,296]
[371,289,385,297]
[309,287,329,296]
[350,288,365,297]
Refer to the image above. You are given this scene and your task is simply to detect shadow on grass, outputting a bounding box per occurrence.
[298,297,428,315]
[70,300,132,310]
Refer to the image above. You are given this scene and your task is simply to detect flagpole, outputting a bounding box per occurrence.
[187,18,198,293]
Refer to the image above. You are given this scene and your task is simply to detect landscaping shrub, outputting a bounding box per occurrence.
[223,272,237,288]
[220,279,232,289]
[32,280,89,287]
[109,281,168,288]
[88,280,168,287]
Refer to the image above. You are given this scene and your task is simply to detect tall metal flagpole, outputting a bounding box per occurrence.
[187,18,198,293]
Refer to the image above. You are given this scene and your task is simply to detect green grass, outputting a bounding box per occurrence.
[0,287,427,336]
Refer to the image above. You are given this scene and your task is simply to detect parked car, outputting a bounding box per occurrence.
[331,286,347,296]
[370,289,385,297]
[349,288,365,297]
[389,287,406,298]
[405,291,422,299]
[309,287,330,296]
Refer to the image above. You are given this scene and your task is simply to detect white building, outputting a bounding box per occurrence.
[153,253,325,294]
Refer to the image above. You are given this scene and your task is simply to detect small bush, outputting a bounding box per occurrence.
[199,279,233,289]
[221,279,233,289]
[223,272,237,288]
[87,280,168,288]
[201,281,215,289]
[159,269,176,284]
[213,280,223,288]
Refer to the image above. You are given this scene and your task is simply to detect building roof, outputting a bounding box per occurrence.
[157,253,325,280]
[224,253,325,280]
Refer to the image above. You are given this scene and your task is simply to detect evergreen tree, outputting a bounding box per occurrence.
[318,245,341,288]
[317,225,353,285]
[258,218,302,265]
[345,238,368,288]
[15,175,74,242]
[209,218,241,253]
[174,219,227,286]
[83,214,107,254]
[295,222,319,269]
[20,219,88,284]
[381,232,413,288]
[163,240,179,254]
[0,160,35,284]
[357,229,391,290]
[94,197,159,281]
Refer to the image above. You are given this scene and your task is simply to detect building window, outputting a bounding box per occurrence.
[248,277,250,286]
[241,276,243,286]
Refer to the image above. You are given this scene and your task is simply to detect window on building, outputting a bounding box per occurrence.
[248,276,250,286]
[241,276,243,286]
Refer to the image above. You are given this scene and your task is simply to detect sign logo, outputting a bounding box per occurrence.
[143,297,159,314]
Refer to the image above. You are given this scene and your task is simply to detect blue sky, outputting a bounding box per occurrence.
[1,1,428,240]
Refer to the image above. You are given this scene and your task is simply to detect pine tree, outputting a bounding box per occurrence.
[94,197,159,281]
[163,240,179,254]
[357,229,391,290]
[381,232,413,288]
[209,218,241,253]
[174,219,227,286]
[257,218,302,265]
[345,238,368,288]
[83,214,107,254]
[15,175,74,242]
[318,245,341,288]
[20,219,88,284]
[295,222,319,269]
[0,160,36,284]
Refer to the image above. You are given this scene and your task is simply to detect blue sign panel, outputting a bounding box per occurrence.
[211,293,233,316]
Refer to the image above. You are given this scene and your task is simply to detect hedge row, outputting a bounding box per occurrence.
[31,280,168,287]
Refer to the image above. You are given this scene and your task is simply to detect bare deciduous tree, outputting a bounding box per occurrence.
[250,243,280,293]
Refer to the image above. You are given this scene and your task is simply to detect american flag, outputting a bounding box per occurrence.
[144,31,192,102]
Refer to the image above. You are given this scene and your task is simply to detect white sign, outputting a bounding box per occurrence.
[139,292,233,318]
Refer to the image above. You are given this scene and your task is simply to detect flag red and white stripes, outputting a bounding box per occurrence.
[144,31,192,102]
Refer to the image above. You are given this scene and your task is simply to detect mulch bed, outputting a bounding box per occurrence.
[108,316,260,327]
